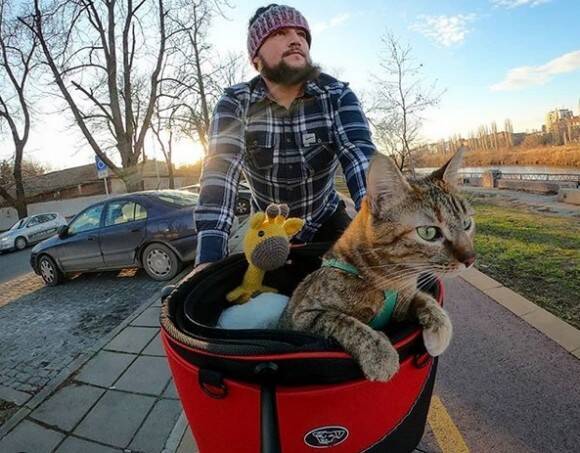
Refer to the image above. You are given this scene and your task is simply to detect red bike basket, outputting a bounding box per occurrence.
[161,243,444,453]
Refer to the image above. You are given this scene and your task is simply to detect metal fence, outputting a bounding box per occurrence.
[460,171,580,185]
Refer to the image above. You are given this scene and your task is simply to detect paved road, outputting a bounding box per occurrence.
[435,277,580,452]
[0,249,33,284]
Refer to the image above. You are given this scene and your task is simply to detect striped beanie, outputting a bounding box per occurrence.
[247,5,311,60]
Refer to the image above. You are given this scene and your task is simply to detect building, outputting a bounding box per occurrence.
[544,108,580,144]
[545,109,574,132]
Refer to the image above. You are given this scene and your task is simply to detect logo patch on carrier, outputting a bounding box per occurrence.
[304,426,349,448]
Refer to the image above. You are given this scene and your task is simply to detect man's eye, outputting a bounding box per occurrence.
[298,31,306,38]
[416,226,442,242]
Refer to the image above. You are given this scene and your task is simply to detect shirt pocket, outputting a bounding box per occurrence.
[302,125,335,175]
[245,130,275,170]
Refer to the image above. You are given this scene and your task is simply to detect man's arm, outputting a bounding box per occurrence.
[194,93,244,266]
[332,87,376,210]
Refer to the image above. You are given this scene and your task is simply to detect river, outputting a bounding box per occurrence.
[416,165,580,175]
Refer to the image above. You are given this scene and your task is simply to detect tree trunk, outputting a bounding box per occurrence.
[13,144,27,218]
[168,164,175,189]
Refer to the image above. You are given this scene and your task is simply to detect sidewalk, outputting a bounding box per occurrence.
[0,286,184,453]
[0,220,252,453]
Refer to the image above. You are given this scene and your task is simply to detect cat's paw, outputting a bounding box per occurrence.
[359,338,400,382]
[422,312,452,356]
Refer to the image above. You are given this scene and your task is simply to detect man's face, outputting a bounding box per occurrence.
[254,27,310,71]
[253,27,319,86]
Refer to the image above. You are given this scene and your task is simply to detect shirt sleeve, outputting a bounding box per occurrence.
[332,86,376,210]
[194,93,244,266]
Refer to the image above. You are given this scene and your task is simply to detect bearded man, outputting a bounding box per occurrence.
[193,4,376,272]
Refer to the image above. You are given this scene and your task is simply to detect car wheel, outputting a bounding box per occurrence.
[38,255,64,286]
[235,198,251,216]
[15,237,27,250]
[142,243,182,281]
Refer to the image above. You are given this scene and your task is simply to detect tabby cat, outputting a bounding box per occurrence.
[278,150,476,381]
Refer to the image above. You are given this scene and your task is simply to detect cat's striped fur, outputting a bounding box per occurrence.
[278,150,476,381]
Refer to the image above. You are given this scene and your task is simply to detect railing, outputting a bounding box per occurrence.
[499,173,580,183]
[459,171,580,184]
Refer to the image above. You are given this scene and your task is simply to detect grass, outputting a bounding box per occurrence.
[471,201,580,328]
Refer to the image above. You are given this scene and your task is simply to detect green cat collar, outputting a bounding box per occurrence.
[321,258,398,330]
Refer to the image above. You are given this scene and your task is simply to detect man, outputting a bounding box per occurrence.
[193,4,376,272]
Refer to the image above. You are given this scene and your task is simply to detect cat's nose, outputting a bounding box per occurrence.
[462,254,476,268]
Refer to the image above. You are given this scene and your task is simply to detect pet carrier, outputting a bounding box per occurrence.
[161,243,444,453]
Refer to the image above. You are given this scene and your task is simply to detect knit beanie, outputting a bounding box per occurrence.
[247,5,312,60]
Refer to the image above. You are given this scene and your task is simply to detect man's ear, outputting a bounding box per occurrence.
[249,212,266,229]
[430,148,465,186]
[252,55,261,72]
[366,153,412,215]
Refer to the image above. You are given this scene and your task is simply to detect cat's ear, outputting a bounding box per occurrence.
[431,148,465,186]
[366,153,412,214]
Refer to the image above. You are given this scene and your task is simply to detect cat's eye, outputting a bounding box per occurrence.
[416,226,441,242]
[463,218,473,230]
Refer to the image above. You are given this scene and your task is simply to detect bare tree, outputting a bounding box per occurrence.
[160,0,241,156]
[149,0,243,184]
[0,0,38,217]
[19,0,186,192]
[504,118,513,147]
[151,101,178,188]
[369,32,444,173]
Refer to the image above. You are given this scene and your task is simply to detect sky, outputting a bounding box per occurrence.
[1,0,579,170]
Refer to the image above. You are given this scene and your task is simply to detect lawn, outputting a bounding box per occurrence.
[470,201,580,328]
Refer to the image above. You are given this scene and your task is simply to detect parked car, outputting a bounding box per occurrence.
[30,190,212,286]
[182,182,252,216]
[0,213,68,253]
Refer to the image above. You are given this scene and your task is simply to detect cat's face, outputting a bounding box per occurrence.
[365,150,476,278]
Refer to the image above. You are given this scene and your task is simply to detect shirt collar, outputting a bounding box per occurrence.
[249,76,324,105]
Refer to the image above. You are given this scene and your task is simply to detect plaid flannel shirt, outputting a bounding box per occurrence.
[194,73,375,265]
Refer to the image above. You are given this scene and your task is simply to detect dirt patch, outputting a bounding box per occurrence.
[0,399,18,426]
[461,186,580,219]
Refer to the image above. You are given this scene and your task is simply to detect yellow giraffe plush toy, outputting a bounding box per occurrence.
[226,203,304,304]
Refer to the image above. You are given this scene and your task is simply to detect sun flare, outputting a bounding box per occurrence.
[172,140,206,166]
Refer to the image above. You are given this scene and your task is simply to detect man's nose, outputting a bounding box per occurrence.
[287,30,303,47]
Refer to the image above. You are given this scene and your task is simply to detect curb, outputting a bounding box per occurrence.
[460,267,580,359]
[162,411,189,453]
[0,268,190,441]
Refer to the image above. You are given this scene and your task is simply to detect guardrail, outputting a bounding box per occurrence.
[459,171,580,186]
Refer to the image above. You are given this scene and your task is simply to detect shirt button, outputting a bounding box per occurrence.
[286,138,291,143]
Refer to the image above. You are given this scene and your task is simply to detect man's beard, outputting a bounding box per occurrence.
[259,55,320,86]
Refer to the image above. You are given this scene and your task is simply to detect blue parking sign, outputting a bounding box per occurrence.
[95,155,109,178]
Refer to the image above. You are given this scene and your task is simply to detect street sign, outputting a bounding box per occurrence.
[95,155,109,179]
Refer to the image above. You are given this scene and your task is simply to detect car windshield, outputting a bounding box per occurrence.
[154,190,199,207]
[9,219,25,230]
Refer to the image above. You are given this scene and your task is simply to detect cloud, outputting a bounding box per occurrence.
[491,0,551,8]
[411,14,476,47]
[491,50,580,91]
[311,13,350,34]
